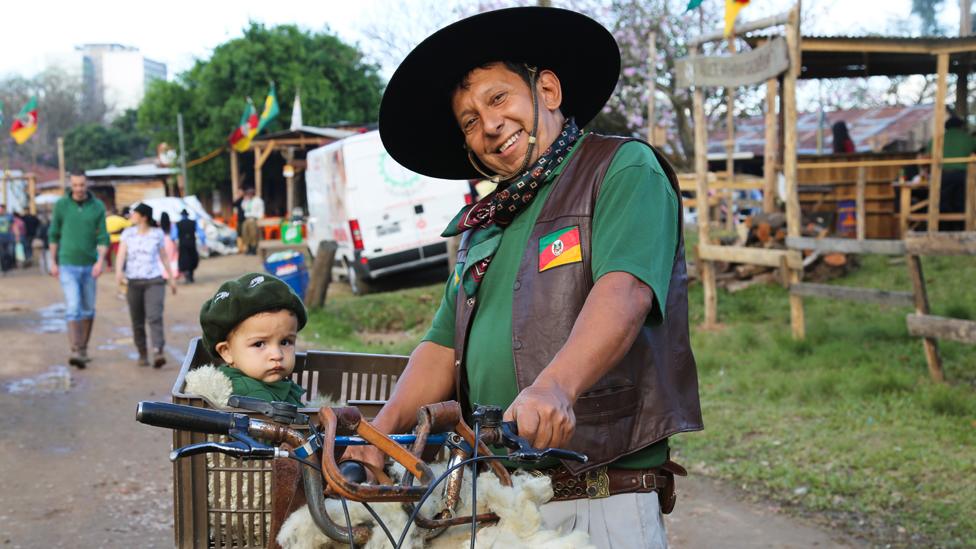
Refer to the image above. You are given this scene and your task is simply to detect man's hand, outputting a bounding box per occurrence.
[50,262,59,278]
[503,378,576,451]
[91,261,104,278]
[167,278,178,295]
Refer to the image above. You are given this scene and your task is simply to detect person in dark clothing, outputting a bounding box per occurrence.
[175,209,200,283]
[832,121,855,154]
[21,211,39,262]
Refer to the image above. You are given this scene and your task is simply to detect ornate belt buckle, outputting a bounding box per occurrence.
[585,466,610,499]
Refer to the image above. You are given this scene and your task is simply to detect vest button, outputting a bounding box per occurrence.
[513,339,523,350]
[513,280,521,291]
[466,297,476,307]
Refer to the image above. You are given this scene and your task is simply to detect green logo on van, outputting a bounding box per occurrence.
[379,152,420,190]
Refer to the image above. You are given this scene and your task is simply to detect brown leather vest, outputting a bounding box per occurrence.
[453,135,703,474]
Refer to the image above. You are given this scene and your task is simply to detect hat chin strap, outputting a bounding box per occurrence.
[466,65,540,184]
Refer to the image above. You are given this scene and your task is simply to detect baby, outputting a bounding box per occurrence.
[198,272,307,405]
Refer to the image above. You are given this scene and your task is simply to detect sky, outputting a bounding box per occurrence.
[0,0,967,82]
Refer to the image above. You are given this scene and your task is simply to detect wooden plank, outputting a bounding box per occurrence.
[230,150,240,200]
[899,181,911,236]
[904,231,976,255]
[763,77,778,213]
[928,53,949,231]
[856,166,866,240]
[907,314,976,345]
[305,240,337,308]
[790,283,914,307]
[788,266,805,340]
[646,31,656,146]
[698,243,803,269]
[906,255,944,382]
[689,10,792,47]
[786,236,906,255]
[796,156,976,170]
[725,36,737,232]
[783,8,801,240]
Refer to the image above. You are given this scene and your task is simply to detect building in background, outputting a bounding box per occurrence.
[77,44,167,121]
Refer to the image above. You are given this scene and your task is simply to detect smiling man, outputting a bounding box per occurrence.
[349,7,703,547]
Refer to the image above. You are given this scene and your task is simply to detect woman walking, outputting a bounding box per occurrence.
[115,203,177,368]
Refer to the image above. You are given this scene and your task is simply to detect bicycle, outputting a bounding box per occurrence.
[137,397,587,548]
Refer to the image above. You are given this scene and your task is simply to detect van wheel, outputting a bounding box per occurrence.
[347,264,371,296]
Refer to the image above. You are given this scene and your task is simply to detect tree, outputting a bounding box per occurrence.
[62,109,151,172]
[137,23,384,194]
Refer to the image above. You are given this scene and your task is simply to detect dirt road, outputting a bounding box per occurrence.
[0,254,861,548]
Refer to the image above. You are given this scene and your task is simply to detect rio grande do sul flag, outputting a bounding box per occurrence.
[539,226,582,272]
[228,98,258,152]
[10,96,38,145]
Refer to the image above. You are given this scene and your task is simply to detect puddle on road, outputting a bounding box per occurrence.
[170,323,197,334]
[31,303,67,334]
[6,365,72,394]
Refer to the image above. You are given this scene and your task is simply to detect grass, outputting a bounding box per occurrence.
[304,244,976,548]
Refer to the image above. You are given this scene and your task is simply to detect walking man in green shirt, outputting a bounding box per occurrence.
[345,7,702,547]
[49,172,110,368]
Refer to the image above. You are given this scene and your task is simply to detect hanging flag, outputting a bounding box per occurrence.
[10,96,38,145]
[290,91,303,131]
[257,83,279,132]
[228,98,258,152]
[724,0,750,37]
[685,0,703,12]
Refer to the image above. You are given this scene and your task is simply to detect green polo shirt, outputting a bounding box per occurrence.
[927,128,976,172]
[424,136,680,469]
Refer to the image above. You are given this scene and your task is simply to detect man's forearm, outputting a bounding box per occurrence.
[96,245,107,263]
[372,340,456,434]
[536,271,654,401]
[49,243,59,265]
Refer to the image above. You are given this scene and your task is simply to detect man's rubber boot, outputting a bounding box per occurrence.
[67,321,87,369]
[78,318,94,365]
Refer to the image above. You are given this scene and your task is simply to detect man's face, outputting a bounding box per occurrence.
[451,63,564,178]
[69,176,88,200]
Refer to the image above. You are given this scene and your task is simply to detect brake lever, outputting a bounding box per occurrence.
[169,429,285,461]
[227,395,309,425]
[498,422,588,464]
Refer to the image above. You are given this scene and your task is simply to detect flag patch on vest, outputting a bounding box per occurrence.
[539,226,582,272]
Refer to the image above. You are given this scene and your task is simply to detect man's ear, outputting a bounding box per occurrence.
[536,69,563,112]
[215,341,233,365]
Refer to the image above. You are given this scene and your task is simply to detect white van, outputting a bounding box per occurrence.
[305,130,472,294]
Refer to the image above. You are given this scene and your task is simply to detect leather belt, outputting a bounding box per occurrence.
[531,460,687,514]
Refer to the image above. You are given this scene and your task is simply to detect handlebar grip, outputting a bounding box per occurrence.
[136,401,243,435]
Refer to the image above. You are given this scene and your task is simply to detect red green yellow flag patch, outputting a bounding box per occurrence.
[539,226,582,272]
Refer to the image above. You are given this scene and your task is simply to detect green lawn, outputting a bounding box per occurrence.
[305,249,976,548]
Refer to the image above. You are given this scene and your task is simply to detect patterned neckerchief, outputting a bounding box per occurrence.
[442,118,582,296]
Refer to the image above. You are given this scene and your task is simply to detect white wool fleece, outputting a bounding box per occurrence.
[277,466,594,549]
[184,364,234,406]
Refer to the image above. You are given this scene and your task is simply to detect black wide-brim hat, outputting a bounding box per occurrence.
[379,7,620,180]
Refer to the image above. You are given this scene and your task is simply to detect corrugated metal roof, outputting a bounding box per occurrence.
[709,104,935,156]
[254,126,357,141]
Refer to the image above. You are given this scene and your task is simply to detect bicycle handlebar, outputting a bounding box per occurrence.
[136,401,246,435]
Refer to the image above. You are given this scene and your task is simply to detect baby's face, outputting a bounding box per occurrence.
[217,310,299,383]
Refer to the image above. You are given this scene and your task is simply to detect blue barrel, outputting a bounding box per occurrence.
[264,251,309,299]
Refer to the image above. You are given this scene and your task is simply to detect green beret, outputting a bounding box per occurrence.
[199,272,307,361]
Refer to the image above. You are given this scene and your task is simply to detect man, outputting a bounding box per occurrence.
[240,187,264,255]
[0,205,16,274]
[20,209,40,263]
[927,116,975,230]
[49,172,110,368]
[347,7,702,548]
[104,206,131,268]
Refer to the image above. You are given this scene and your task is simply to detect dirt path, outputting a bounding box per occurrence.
[1,254,862,548]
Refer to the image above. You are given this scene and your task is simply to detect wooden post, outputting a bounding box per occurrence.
[1,172,7,208]
[966,161,976,231]
[285,148,295,214]
[856,166,866,240]
[305,240,337,307]
[906,254,944,382]
[693,46,718,328]
[230,150,240,198]
[725,38,738,230]
[254,146,263,200]
[899,176,912,236]
[928,53,949,232]
[57,137,66,187]
[763,78,779,213]
[28,174,36,215]
[784,4,805,340]
[646,31,657,146]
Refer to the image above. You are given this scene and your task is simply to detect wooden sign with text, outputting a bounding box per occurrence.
[676,37,789,88]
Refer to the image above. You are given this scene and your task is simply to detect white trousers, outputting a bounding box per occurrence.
[540,492,668,549]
